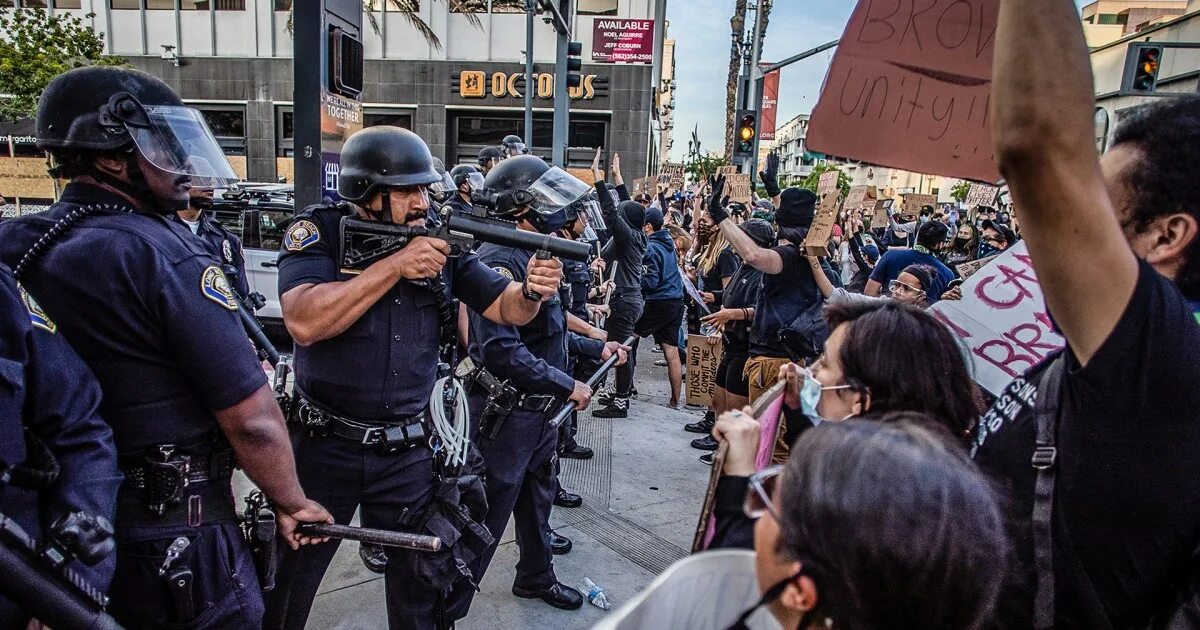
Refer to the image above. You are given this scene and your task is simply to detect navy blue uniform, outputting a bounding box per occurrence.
[465,242,603,595]
[559,258,596,453]
[0,263,121,626]
[266,203,509,630]
[0,183,269,628]
[172,210,251,297]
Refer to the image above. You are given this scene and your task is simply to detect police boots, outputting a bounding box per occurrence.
[684,409,716,434]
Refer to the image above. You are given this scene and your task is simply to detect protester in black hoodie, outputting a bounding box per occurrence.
[590,148,647,417]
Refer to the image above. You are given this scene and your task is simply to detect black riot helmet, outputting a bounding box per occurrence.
[36,66,237,209]
[337,126,442,204]
[481,155,590,234]
[477,146,504,172]
[429,157,456,202]
[502,134,528,156]
[450,164,485,191]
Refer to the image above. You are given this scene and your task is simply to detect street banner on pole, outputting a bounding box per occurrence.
[759,66,781,142]
[807,0,1003,184]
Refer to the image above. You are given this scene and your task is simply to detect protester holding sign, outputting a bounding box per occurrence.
[972,0,1200,627]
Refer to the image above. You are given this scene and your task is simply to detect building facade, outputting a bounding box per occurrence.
[772,113,812,182]
[1,0,671,209]
[1081,0,1189,46]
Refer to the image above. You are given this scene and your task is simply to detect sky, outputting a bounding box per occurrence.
[666,0,1092,162]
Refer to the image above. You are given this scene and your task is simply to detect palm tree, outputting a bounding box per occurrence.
[288,0,482,51]
[723,0,747,159]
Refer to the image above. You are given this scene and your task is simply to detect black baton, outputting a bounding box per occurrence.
[296,523,442,552]
[548,335,638,429]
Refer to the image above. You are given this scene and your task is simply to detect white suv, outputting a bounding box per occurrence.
[209,184,296,333]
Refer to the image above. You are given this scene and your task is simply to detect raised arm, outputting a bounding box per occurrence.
[992,0,1138,365]
[708,176,783,274]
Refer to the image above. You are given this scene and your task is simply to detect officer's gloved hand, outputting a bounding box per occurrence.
[524,255,564,302]
[569,381,594,410]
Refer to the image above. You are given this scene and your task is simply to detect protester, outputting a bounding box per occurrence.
[864,221,954,301]
[716,417,1009,630]
[974,0,1200,626]
[709,298,984,549]
[810,257,935,309]
[943,221,979,268]
[978,219,1017,259]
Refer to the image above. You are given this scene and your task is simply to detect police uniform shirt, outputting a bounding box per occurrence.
[443,195,473,216]
[0,184,268,450]
[563,258,592,321]
[467,243,604,397]
[277,203,510,420]
[171,210,251,297]
[0,262,121,590]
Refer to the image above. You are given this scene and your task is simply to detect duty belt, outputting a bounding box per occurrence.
[293,395,429,452]
[118,444,236,518]
[466,366,558,413]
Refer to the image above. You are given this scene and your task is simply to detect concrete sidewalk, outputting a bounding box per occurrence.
[303,344,711,629]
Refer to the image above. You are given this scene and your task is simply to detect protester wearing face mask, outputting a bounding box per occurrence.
[978,219,1017,259]
[864,221,955,301]
[707,299,983,550]
[944,222,980,268]
[725,418,1009,630]
[809,257,935,309]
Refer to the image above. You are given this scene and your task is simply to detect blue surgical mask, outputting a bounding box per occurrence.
[800,369,853,425]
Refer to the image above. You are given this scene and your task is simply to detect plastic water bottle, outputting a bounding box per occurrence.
[579,577,612,610]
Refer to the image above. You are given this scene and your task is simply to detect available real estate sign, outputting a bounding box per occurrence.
[592,19,655,64]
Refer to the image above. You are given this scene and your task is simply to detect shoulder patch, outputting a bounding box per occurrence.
[200,266,239,311]
[222,238,233,262]
[284,220,321,252]
[492,266,514,281]
[17,284,56,334]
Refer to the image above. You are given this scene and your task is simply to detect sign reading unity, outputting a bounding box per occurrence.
[807,0,1003,184]
[929,242,1064,396]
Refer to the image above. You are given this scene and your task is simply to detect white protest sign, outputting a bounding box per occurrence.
[964,183,999,209]
[928,241,1065,396]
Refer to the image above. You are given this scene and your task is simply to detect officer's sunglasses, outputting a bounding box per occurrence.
[743,465,784,521]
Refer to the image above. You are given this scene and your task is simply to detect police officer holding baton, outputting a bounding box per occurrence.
[461,156,628,611]
[0,66,332,628]
[266,127,564,630]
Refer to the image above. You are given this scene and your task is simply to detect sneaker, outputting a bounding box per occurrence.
[654,358,668,367]
[651,345,663,354]
[684,410,716,434]
[597,387,636,406]
[593,398,629,418]
[690,435,719,451]
[699,452,715,466]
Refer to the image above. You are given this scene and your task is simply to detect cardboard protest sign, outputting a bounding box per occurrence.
[929,242,1064,396]
[661,163,687,190]
[965,183,999,209]
[716,165,738,176]
[817,170,840,195]
[806,0,1003,184]
[955,253,998,279]
[902,193,938,215]
[803,191,842,257]
[632,176,657,197]
[844,185,877,213]
[726,173,753,204]
[870,198,894,229]
[685,335,724,407]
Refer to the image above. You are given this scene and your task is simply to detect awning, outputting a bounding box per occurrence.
[0,118,37,144]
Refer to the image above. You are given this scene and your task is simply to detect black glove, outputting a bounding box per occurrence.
[706,175,729,224]
[759,151,781,198]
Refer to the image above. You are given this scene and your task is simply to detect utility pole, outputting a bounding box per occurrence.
[747,38,840,179]
[743,1,765,176]
[524,0,535,150]
[551,0,571,168]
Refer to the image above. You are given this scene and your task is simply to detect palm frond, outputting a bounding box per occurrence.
[447,0,484,29]
[398,8,443,51]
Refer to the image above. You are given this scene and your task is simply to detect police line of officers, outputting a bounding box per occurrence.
[0,66,636,629]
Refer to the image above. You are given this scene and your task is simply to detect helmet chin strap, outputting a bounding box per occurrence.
[91,152,181,214]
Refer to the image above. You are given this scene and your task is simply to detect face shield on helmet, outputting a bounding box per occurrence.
[525,166,590,215]
[120,101,238,186]
[430,171,455,197]
[465,171,485,192]
[506,142,527,156]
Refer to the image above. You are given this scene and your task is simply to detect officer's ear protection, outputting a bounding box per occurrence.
[99,92,149,131]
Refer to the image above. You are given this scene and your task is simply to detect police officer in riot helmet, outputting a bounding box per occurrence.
[460,155,628,612]
[446,164,484,215]
[0,66,332,628]
[502,134,529,157]
[478,145,504,175]
[267,127,564,630]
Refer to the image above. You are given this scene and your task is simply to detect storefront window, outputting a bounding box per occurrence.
[109,0,138,8]
[274,0,290,9]
[453,112,608,166]
[364,111,414,129]
[276,108,294,157]
[577,0,617,15]
[197,106,247,156]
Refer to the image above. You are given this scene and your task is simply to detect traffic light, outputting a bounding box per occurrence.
[329,27,363,98]
[566,41,583,88]
[1129,43,1163,94]
[733,110,758,159]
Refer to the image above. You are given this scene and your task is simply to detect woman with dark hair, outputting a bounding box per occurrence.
[737,417,1009,630]
[808,256,936,308]
[708,299,983,549]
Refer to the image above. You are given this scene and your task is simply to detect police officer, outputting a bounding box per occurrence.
[501,134,528,157]
[478,146,504,175]
[266,126,564,630]
[0,262,122,626]
[446,164,484,215]
[557,198,605,465]
[463,155,628,611]
[0,66,331,628]
[174,186,251,297]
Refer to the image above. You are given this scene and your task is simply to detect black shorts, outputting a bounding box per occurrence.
[636,299,685,346]
[716,354,750,397]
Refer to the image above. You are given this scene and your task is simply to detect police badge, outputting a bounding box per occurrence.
[492,266,514,281]
[284,220,321,252]
[200,266,239,310]
[17,284,56,334]
[222,238,233,262]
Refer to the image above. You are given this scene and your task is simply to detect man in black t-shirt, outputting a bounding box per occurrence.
[978,3,1200,628]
